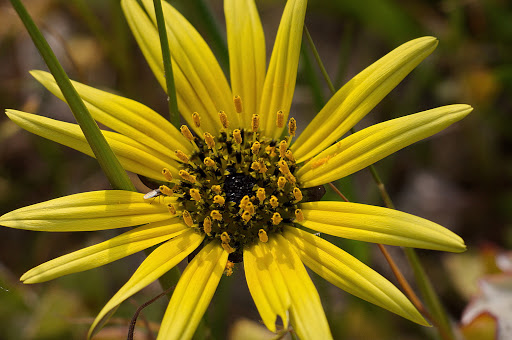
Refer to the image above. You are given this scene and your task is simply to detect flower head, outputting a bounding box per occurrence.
[1,0,472,339]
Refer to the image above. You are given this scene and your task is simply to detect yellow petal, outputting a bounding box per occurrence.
[284,227,429,326]
[21,219,188,283]
[30,70,192,157]
[269,235,333,340]
[225,0,266,129]
[157,241,228,340]
[299,201,465,252]
[292,37,439,162]
[122,0,236,133]
[244,242,290,332]
[259,0,307,138]
[301,202,466,252]
[0,190,176,231]
[6,110,180,181]
[88,229,204,339]
[297,104,472,187]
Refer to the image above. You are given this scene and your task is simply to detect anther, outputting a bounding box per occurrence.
[258,229,269,243]
[162,168,173,181]
[293,187,303,202]
[180,125,194,141]
[278,160,290,174]
[285,173,297,185]
[242,211,252,223]
[213,195,225,206]
[251,141,261,155]
[204,132,215,149]
[204,157,216,167]
[167,203,176,215]
[182,210,194,227]
[159,185,174,196]
[295,209,304,222]
[179,170,196,183]
[192,112,201,128]
[239,195,250,210]
[251,114,259,132]
[276,110,284,128]
[279,140,288,158]
[285,150,295,162]
[234,95,243,113]
[211,185,222,194]
[256,188,266,202]
[211,210,223,221]
[271,212,283,225]
[269,196,279,208]
[221,232,231,243]
[233,129,242,144]
[245,201,255,215]
[189,188,201,201]
[203,217,212,234]
[175,150,189,163]
[222,242,235,253]
[251,161,261,172]
[218,110,229,129]
[288,117,297,136]
[225,261,235,276]
[277,177,287,189]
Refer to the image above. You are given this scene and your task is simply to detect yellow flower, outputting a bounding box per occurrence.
[1,0,472,339]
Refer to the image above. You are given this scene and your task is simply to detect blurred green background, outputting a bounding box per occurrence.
[0,0,511,339]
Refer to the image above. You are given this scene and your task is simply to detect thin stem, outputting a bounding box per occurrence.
[154,0,181,128]
[11,0,135,192]
[304,24,456,340]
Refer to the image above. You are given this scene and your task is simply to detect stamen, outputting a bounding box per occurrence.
[245,201,255,215]
[221,232,231,243]
[269,196,279,208]
[265,145,277,158]
[251,161,261,172]
[234,95,243,113]
[233,129,242,144]
[288,117,297,137]
[182,210,194,227]
[295,209,304,222]
[180,125,194,141]
[251,114,259,132]
[285,150,295,162]
[258,229,269,243]
[271,212,283,225]
[256,188,266,202]
[211,210,223,221]
[285,173,297,185]
[189,188,201,201]
[175,150,190,163]
[251,141,261,155]
[293,187,303,202]
[279,140,288,158]
[159,185,173,196]
[218,110,229,129]
[242,211,252,223]
[278,160,290,174]
[162,168,173,181]
[211,185,221,194]
[179,170,196,183]
[224,261,235,276]
[192,112,201,128]
[204,216,212,234]
[204,157,216,167]
[222,242,235,253]
[204,132,215,149]
[276,110,284,128]
[167,203,176,215]
[239,195,250,210]
[277,177,287,189]
[213,195,225,206]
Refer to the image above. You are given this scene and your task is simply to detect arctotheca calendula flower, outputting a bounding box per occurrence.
[1,0,472,338]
